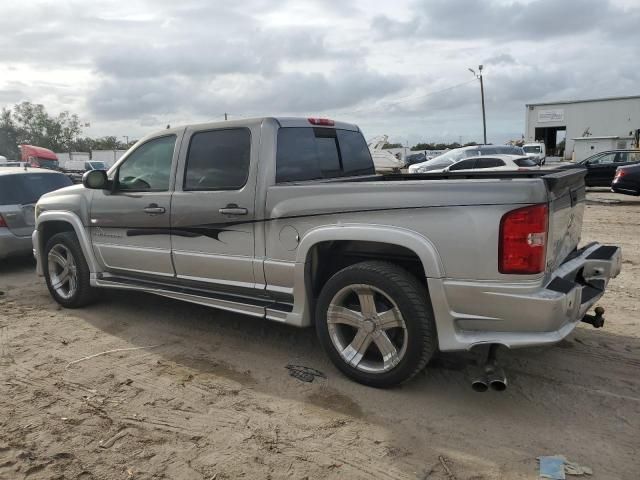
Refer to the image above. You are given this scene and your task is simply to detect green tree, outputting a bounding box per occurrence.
[382,143,403,149]
[0,108,20,159]
[0,102,82,155]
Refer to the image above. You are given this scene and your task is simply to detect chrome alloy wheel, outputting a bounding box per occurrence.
[47,243,78,300]
[326,284,408,373]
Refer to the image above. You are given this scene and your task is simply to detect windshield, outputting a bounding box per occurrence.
[36,158,59,170]
[523,146,541,154]
[0,173,72,205]
[428,148,478,164]
[421,157,455,170]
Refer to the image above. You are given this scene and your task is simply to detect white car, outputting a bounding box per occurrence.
[418,154,540,174]
[409,144,526,173]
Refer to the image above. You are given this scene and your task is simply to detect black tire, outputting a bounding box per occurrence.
[44,231,96,308]
[315,260,437,388]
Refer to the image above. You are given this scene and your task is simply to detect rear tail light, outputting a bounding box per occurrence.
[613,169,626,182]
[308,118,335,126]
[499,204,548,274]
[0,214,6,227]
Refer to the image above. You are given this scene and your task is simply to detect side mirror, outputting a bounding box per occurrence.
[82,169,109,189]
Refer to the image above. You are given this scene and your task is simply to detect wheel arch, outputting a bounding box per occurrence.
[36,211,99,274]
[285,224,444,327]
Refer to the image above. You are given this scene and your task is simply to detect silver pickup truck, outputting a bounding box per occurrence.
[33,117,622,389]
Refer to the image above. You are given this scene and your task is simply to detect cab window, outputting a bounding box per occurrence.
[117,135,176,191]
[184,129,251,191]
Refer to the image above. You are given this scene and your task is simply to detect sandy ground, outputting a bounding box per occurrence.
[1,190,638,480]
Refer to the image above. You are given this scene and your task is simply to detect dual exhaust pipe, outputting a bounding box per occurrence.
[471,365,507,392]
[470,344,507,392]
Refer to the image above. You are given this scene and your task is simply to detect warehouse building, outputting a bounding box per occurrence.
[525,94,640,160]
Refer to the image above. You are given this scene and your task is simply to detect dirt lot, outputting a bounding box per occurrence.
[1,190,638,480]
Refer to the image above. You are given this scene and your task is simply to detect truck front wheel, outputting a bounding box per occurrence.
[315,261,437,387]
[44,232,96,308]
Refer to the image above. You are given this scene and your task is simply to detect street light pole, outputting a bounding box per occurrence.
[469,65,487,144]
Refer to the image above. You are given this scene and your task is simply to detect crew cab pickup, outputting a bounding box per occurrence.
[33,117,622,388]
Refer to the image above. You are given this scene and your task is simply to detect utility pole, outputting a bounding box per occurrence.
[122,135,129,146]
[224,113,228,121]
[469,65,487,144]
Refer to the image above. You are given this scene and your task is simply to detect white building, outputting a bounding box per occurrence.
[525,95,640,160]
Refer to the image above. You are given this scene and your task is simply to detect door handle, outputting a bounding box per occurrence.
[219,204,248,215]
[143,203,166,215]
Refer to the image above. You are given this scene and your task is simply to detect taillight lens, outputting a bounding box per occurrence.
[613,169,626,182]
[308,118,335,126]
[499,204,548,274]
[0,214,6,227]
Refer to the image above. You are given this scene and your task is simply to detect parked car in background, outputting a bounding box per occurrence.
[86,161,106,170]
[428,155,539,173]
[611,163,640,196]
[523,142,546,165]
[0,168,72,259]
[408,145,525,173]
[553,150,640,186]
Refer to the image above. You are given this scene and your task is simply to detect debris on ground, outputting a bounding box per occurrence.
[285,364,326,383]
[538,455,593,479]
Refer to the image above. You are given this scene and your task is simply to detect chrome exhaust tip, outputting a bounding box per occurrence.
[471,375,489,392]
[487,366,507,392]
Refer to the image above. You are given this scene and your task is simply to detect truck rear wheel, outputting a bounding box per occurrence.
[44,231,95,308]
[315,261,437,387]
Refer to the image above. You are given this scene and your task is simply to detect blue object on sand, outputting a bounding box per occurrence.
[539,456,566,479]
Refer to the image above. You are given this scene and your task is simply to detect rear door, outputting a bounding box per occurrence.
[448,158,478,172]
[475,158,506,170]
[170,126,258,291]
[0,172,72,237]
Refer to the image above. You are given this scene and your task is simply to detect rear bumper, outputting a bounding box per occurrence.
[0,228,33,259]
[430,243,622,351]
[611,182,639,195]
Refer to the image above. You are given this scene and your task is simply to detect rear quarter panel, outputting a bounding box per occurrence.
[263,178,550,293]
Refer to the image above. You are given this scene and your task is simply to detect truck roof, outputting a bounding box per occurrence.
[157,117,360,140]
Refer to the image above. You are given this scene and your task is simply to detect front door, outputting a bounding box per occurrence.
[90,133,180,278]
[171,126,258,291]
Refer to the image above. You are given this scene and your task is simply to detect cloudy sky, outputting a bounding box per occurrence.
[1,0,639,145]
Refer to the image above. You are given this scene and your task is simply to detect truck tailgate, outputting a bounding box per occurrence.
[543,169,587,271]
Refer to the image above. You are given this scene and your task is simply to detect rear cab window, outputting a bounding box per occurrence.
[0,173,72,205]
[276,127,374,182]
[184,128,251,190]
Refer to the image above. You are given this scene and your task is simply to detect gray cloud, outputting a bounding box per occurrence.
[88,67,407,120]
[1,0,639,144]
[372,0,637,41]
[483,54,516,66]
